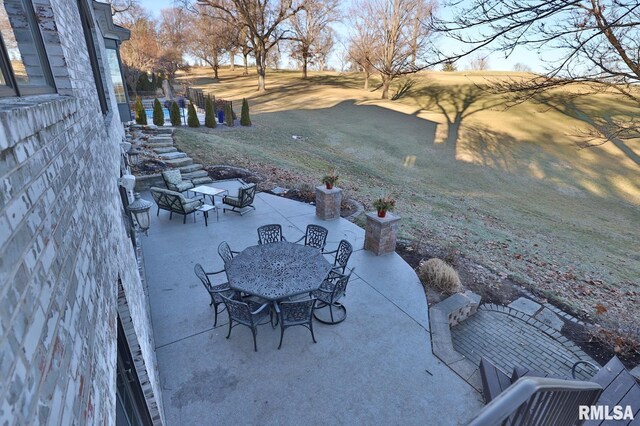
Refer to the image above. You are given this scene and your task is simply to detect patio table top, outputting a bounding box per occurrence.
[227,241,332,301]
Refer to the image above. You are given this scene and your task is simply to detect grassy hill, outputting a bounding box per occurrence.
[174,67,639,345]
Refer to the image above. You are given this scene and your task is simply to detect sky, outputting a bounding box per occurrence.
[137,0,549,72]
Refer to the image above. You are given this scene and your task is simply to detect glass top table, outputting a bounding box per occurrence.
[227,242,332,301]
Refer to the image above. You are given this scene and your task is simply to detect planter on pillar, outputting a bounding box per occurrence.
[364,212,400,255]
[315,185,342,220]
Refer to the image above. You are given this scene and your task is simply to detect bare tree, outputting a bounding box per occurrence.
[157,8,188,84]
[187,10,236,80]
[119,6,159,96]
[431,0,640,143]
[347,13,378,90]
[468,54,489,71]
[289,0,340,78]
[351,0,436,99]
[513,62,532,73]
[314,28,335,71]
[189,0,304,91]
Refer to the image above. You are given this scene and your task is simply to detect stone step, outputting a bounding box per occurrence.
[192,177,213,185]
[158,152,187,160]
[183,170,209,180]
[146,141,174,148]
[166,157,193,167]
[149,135,173,141]
[155,127,174,134]
[178,164,204,173]
[152,147,177,154]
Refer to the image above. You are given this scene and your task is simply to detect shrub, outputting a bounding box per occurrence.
[152,98,164,126]
[418,258,462,295]
[240,98,251,126]
[134,97,147,125]
[187,103,199,127]
[205,96,216,128]
[224,102,234,127]
[170,101,181,126]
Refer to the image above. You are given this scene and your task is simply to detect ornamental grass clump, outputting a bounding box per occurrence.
[418,258,462,295]
[152,98,164,126]
[240,98,251,126]
[205,96,216,128]
[187,103,199,127]
[134,97,147,125]
[170,101,181,126]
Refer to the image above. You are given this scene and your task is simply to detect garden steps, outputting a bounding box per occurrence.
[178,164,203,173]
[152,147,177,154]
[146,141,174,148]
[191,177,213,185]
[165,157,193,167]
[158,152,187,160]
[182,170,209,180]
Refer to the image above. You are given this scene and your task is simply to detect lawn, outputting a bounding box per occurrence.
[173,67,639,344]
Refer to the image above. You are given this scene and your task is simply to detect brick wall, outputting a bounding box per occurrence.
[0,1,163,424]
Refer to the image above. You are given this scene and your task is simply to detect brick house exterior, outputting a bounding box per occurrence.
[0,1,163,424]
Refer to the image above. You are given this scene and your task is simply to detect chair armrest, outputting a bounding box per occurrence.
[251,303,270,315]
[322,249,338,255]
[571,360,599,379]
[205,269,226,276]
[293,236,304,244]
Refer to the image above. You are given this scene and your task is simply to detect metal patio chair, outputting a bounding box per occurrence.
[257,224,286,245]
[312,269,354,324]
[193,263,232,327]
[222,183,257,215]
[324,239,353,273]
[294,224,328,251]
[274,297,317,349]
[221,294,272,352]
[217,241,239,268]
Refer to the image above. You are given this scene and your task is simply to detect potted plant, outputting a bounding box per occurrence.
[321,169,339,189]
[373,195,395,218]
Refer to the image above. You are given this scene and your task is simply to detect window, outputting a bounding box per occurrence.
[106,47,126,103]
[77,0,108,114]
[0,0,56,97]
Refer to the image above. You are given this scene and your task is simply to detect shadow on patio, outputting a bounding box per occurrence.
[140,180,482,425]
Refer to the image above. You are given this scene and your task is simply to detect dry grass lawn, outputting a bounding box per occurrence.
[174,67,639,342]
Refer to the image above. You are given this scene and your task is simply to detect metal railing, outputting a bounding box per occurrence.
[468,377,602,426]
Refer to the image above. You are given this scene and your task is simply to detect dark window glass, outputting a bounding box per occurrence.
[0,0,55,96]
[77,0,108,114]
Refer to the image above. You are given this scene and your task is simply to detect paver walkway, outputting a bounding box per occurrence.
[451,304,599,381]
[141,179,483,425]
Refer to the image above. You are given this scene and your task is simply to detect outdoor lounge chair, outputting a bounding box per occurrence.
[221,294,272,352]
[150,187,203,224]
[161,169,194,193]
[274,297,317,349]
[193,263,232,327]
[257,224,286,245]
[312,269,354,324]
[324,239,353,273]
[294,224,328,251]
[222,183,257,215]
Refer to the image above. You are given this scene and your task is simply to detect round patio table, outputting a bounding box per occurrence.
[227,242,332,301]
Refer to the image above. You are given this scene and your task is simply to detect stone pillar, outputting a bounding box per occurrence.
[364,212,400,255]
[315,185,342,220]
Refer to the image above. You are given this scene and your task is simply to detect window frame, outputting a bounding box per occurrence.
[0,0,56,97]
[77,0,108,115]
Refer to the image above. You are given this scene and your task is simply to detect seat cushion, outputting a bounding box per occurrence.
[175,181,194,192]
[162,169,183,186]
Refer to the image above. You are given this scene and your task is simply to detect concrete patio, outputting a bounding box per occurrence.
[140,180,482,425]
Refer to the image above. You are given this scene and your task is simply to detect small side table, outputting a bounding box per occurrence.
[197,204,217,226]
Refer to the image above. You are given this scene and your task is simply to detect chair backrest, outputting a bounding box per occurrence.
[469,377,602,426]
[258,224,283,244]
[162,169,184,192]
[151,187,187,213]
[331,269,354,302]
[278,298,316,325]
[221,294,254,325]
[305,224,328,250]
[334,240,353,272]
[194,263,212,291]
[238,183,257,206]
[218,241,235,266]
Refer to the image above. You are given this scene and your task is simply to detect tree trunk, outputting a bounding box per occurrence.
[364,70,370,90]
[243,54,249,75]
[381,75,390,99]
[213,56,219,81]
[302,51,308,79]
[230,49,236,71]
[255,44,267,91]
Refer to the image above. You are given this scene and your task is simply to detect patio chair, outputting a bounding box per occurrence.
[274,297,317,349]
[257,224,286,245]
[221,294,272,352]
[217,241,239,267]
[150,187,203,224]
[324,239,353,273]
[312,269,354,324]
[161,169,194,193]
[222,183,257,215]
[469,376,602,426]
[193,263,232,327]
[294,224,328,251]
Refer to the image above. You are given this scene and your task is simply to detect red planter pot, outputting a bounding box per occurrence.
[325,182,333,190]
[377,210,387,218]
